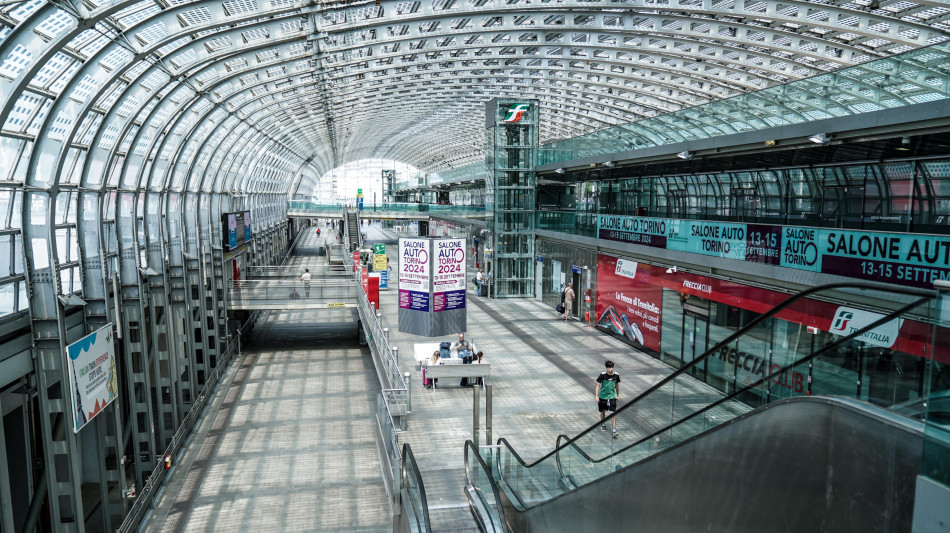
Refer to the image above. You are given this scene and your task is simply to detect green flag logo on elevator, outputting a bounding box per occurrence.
[502,103,530,123]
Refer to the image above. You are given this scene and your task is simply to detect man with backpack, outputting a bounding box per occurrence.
[562,282,575,321]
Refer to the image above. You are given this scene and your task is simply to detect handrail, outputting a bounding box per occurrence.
[464,440,509,533]
[400,444,432,533]
[357,285,407,391]
[491,282,936,510]
[117,312,257,532]
[553,291,931,469]
[282,224,307,264]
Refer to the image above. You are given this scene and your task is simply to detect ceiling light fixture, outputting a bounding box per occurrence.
[808,133,830,144]
[555,168,565,174]
[895,137,911,151]
[676,151,693,160]
[603,161,615,167]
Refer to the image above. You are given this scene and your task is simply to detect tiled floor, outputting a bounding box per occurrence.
[144,225,701,532]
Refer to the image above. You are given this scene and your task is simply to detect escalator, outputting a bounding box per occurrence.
[345,209,361,252]
[464,282,947,532]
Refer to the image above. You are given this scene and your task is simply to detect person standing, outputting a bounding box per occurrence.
[298,268,311,298]
[595,360,621,438]
[476,268,483,296]
[453,332,473,386]
[563,282,575,320]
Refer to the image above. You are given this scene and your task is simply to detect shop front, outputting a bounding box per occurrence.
[596,253,948,408]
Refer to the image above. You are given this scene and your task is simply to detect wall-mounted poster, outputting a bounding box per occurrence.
[66,324,119,433]
[595,255,663,352]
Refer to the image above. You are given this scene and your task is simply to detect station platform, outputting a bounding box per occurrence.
[142,226,677,531]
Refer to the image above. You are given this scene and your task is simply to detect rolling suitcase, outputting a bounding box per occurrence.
[422,368,431,387]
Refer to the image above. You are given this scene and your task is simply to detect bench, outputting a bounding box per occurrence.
[425,363,491,389]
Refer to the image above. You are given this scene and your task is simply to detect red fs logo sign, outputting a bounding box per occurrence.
[502,103,530,123]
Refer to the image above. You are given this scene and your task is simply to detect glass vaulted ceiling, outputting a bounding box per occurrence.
[2,0,950,194]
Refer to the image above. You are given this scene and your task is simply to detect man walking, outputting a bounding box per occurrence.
[476,268,483,296]
[562,282,575,320]
[595,360,621,438]
[298,268,311,298]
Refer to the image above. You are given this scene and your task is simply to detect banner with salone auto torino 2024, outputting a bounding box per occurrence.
[597,214,950,290]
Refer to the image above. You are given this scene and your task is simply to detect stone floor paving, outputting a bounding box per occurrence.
[143,224,734,532]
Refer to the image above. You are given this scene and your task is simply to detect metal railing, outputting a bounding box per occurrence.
[288,201,486,216]
[227,279,357,306]
[357,284,408,395]
[117,315,255,532]
[244,265,353,279]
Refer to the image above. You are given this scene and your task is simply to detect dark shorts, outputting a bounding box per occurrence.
[598,399,617,413]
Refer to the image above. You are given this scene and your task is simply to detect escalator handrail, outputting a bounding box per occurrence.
[551,288,933,471]
[464,440,510,533]
[494,282,934,472]
[400,444,432,532]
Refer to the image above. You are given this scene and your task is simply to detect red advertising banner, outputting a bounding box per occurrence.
[362,267,368,294]
[596,255,663,352]
[368,273,380,310]
[596,253,947,362]
[353,251,360,273]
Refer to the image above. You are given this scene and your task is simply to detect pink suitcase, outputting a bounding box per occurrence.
[422,368,431,387]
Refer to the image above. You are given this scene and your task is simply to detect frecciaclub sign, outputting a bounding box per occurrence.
[596,214,950,290]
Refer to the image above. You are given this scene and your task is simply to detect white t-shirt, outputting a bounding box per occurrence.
[301,272,311,284]
[476,271,483,281]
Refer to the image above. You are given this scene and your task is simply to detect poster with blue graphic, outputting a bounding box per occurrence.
[243,210,251,243]
[228,214,238,250]
[66,324,118,433]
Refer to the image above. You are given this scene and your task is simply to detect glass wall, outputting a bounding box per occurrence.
[595,252,946,411]
[486,100,539,297]
[539,158,950,235]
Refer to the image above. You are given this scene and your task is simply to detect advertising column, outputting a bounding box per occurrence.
[398,238,432,335]
[432,238,467,334]
[397,237,467,336]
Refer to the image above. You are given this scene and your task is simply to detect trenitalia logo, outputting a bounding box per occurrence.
[831,311,853,332]
[502,103,530,123]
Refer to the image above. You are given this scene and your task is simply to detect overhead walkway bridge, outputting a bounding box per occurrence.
[287,201,486,221]
[226,279,359,311]
[397,282,949,532]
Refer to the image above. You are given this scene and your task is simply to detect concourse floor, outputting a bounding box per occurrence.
[381,276,675,531]
[143,229,390,533]
[143,224,679,532]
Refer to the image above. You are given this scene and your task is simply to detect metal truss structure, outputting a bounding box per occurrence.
[1,0,950,530]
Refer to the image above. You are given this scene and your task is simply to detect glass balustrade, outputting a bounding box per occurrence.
[401,444,432,533]
[490,283,940,515]
[465,440,509,533]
